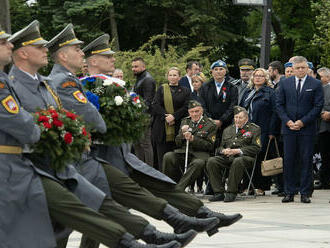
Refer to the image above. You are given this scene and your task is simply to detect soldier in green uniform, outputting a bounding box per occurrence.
[207,106,261,202]
[163,100,217,191]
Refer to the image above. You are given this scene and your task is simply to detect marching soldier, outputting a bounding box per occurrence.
[163,100,217,191]
[80,33,242,238]
[207,106,261,202]
[8,20,181,248]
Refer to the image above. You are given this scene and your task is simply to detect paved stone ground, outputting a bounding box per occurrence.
[67,190,330,248]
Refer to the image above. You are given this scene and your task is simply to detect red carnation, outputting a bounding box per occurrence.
[51,111,59,119]
[240,129,246,134]
[53,119,63,127]
[64,132,73,144]
[198,124,203,129]
[38,115,49,122]
[42,121,52,129]
[222,87,226,91]
[66,112,77,120]
[82,127,87,136]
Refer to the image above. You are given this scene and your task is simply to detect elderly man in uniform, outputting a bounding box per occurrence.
[163,100,217,191]
[8,21,183,248]
[207,106,261,202]
[231,58,255,104]
[78,34,243,237]
[0,26,56,248]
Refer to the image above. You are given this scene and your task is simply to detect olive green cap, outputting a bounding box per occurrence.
[8,20,48,50]
[82,34,115,58]
[46,24,83,54]
[188,100,202,109]
[233,105,247,115]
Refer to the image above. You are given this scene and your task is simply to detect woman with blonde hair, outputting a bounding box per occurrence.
[191,73,207,104]
[240,68,278,196]
[152,67,191,170]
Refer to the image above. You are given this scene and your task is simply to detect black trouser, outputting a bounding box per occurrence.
[319,131,330,185]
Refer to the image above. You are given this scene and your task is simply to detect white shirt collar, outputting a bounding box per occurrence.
[21,69,38,81]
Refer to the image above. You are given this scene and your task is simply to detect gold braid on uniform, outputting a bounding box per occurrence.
[43,81,63,109]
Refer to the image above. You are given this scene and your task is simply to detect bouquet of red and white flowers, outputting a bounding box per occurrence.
[32,108,91,171]
[81,74,150,146]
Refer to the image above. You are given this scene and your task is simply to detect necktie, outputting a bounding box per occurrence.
[297,79,301,95]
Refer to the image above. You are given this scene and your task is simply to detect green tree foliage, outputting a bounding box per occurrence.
[311,0,330,67]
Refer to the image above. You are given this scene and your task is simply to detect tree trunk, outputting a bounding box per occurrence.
[0,0,11,33]
[109,1,120,51]
[271,15,294,62]
[160,12,168,56]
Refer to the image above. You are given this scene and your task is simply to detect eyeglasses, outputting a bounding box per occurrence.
[254,75,265,78]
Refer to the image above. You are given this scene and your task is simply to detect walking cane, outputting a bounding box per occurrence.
[184,128,192,173]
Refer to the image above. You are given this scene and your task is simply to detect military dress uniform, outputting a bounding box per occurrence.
[163,103,217,190]
[0,68,55,247]
[207,119,261,198]
[8,21,156,248]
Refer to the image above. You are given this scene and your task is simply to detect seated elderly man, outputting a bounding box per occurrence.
[163,100,217,191]
[207,106,261,202]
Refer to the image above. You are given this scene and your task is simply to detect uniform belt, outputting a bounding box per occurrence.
[0,145,23,154]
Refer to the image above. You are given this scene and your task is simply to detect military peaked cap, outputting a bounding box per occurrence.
[0,25,10,40]
[238,58,255,70]
[8,20,48,50]
[82,34,115,58]
[46,24,83,54]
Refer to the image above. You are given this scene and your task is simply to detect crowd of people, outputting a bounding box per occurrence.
[1,19,330,248]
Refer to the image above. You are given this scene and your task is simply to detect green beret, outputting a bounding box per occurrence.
[188,100,202,109]
[46,24,83,54]
[8,20,48,50]
[82,34,115,58]
[233,105,246,115]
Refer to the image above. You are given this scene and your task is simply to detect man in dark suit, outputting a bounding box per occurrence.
[200,59,238,147]
[276,56,324,203]
[132,57,156,166]
[179,61,200,92]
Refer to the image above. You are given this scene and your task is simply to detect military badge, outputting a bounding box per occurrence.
[256,136,261,146]
[0,82,5,89]
[1,95,19,114]
[62,81,77,88]
[211,135,216,142]
[243,131,252,137]
[73,90,87,103]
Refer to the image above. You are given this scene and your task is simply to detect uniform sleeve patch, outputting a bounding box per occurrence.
[73,90,87,104]
[256,136,261,146]
[0,82,5,89]
[62,81,77,88]
[1,95,19,114]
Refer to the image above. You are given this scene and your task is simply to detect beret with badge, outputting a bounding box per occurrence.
[188,100,202,109]
[210,59,227,70]
[233,105,247,115]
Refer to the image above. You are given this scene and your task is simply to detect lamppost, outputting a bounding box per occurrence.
[233,0,272,68]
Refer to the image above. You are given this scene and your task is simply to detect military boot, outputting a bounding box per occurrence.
[118,233,181,248]
[162,204,219,234]
[196,206,242,236]
[140,224,197,247]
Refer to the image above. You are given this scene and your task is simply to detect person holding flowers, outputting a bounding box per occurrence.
[48,29,199,248]
[80,34,242,242]
[9,21,183,248]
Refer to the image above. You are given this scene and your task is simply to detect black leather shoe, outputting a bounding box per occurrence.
[282,195,294,203]
[301,195,311,203]
[224,193,237,202]
[196,206,242,236]
[141,224,197,247]
[162,204,219,234]
[208,193,225,202]
[118,233,181,248]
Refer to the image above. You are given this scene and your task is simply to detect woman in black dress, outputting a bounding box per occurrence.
[152,67,191,171]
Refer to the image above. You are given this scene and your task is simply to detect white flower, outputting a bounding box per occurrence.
[114,96,124,106]
[103,79,113,86]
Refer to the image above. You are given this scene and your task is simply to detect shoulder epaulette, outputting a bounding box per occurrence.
[0,82,6,89]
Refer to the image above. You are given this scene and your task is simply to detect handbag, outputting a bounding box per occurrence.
[261,138,283,176]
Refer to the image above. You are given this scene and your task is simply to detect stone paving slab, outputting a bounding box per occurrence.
[68,190,330,248]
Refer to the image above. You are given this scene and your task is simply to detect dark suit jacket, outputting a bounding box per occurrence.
[319,84,330,133]
[200,78,238,128]
[179,75,192,92]
[133,70,156,113]
[276,75,324,135]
